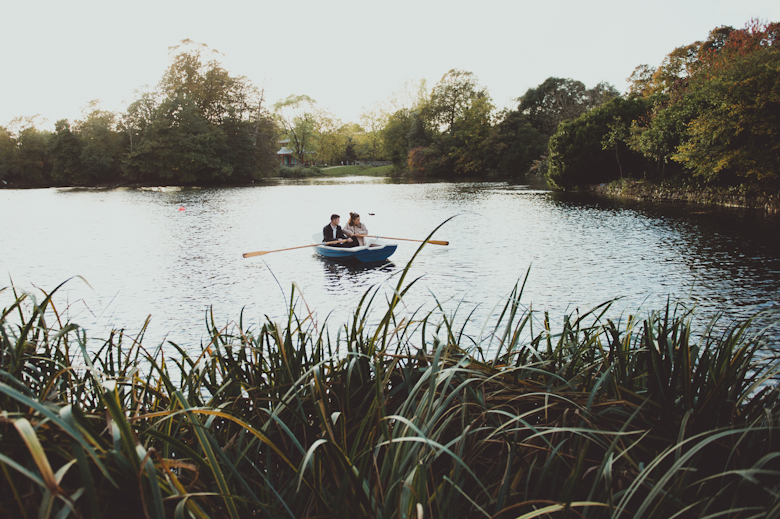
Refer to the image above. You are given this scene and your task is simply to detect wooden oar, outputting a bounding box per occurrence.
[356,234,449,246]
[243,239,344,258]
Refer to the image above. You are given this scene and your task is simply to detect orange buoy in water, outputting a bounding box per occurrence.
[178,206,186,211]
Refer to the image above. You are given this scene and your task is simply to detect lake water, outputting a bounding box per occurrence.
[2,177,779,352]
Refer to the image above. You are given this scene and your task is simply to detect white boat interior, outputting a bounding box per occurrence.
[311,233,391,250]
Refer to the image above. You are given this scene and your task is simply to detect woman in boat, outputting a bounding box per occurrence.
[343,212,368,247]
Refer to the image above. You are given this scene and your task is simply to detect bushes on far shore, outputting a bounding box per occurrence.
[277,165,323,178]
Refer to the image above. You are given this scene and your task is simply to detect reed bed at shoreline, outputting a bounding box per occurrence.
[1,265,779,518]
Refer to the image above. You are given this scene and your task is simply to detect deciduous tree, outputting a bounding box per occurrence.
[122,41,277,183]
[48,120,82,183]
[359,106,387,162]
[413,70,495,177]
[424,69,484,134]
[75,103,123,184]
[518,78,618,138]
[381,109,413,167]
[274,94,318,165]
[547,97,653,189]
[672,21,780,185]
[487,110,547,176]
[12,123,51,185]
[0,127,17,183]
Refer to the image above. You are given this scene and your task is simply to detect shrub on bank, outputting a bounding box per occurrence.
[595,178,780,213]
[1,271,778,518]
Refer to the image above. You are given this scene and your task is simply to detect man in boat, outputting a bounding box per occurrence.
[322,214,354,248]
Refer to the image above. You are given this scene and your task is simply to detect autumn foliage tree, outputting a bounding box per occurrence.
[625,20,780,188]
[545,20,780,191]
[672,21,780,185]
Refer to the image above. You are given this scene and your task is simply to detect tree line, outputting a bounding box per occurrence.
[0,41,279,187]
[380,19,778,191]
[2,21,778,191]
[546,20,780,191]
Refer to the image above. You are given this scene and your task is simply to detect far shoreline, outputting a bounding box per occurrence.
[589,179,780,214]
[5,172,779,216]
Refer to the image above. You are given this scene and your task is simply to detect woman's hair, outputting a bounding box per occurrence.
[348,212,360,226]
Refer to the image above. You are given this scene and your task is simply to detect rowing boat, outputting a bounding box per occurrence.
[311,234,397,263]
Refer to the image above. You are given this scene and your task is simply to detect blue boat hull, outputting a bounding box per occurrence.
[315,244,397,262]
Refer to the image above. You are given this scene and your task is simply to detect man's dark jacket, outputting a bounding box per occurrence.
[323,224,348,242]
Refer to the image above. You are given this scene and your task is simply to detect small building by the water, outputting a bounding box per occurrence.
[276,139,299,166]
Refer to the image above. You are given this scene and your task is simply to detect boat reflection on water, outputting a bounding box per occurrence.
[315,255,398,293]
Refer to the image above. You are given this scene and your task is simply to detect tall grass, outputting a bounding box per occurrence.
[1,267,779,518]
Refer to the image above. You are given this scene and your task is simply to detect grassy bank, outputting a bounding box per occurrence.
[277,164,393,179]
[1,266,779,518]
[593,179,780,214]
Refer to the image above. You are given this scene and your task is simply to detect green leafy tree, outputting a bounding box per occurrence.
[134,97,230,183]
[448,94,494,175]
[627,92,693,179]
[547,97,653,189]
[350,125,373,162]
[486,109,547,176]
[120,91,159,157]
[245,108,279,180]
[602,116,629,178]
[407,111,430,149]
[123,40,277,183]
[315,115,349,165]
[273,94,318,165]
[627,64,658,98]
[13,124,52,185]
[159,40,256,124]
[382,108,413,167]
[518,78,616,137]
[0,126,17,183]
[344,136,357,163]
[413,70,495,177]
[48,120,83,184]
[74,103,123,184]
[358,106,387,162]
[376,79,430,171]
[423,69,484,134]
[221,116,260,180]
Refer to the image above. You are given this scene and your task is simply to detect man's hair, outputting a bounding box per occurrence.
[330,214,340,221]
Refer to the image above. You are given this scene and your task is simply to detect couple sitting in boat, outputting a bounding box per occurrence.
[323,213,368,248]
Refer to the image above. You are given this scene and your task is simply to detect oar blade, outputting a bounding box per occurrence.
[242,251,270,258]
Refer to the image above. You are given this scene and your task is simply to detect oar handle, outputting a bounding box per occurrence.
[356,235,449,246]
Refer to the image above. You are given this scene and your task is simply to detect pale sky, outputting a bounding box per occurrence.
[2,0,779,130]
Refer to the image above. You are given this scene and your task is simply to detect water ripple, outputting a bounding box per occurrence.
[1,181,779,350]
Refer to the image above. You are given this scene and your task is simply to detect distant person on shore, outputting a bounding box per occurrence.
[323,214,354,247]
[343,212,368,247]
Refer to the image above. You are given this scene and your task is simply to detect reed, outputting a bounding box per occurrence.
[1,269,778,518]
